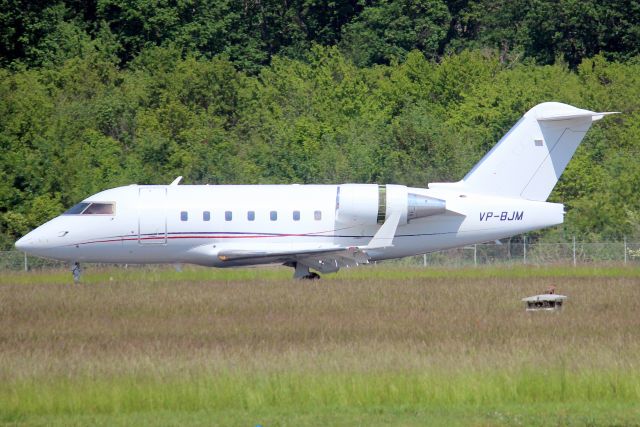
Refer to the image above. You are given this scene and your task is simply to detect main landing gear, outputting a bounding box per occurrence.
[291,262,321,280]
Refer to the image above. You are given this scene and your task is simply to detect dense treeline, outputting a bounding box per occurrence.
[3,1,640,71]
[1,1,640,248]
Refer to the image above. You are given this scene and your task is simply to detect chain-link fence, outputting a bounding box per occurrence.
[0,251,64,271]
[2,237,639,272]
[0,252,157,272]
[392,238,640,267]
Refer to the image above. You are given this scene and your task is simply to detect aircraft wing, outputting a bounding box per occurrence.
[217,246,340,262]
[215,212,401,273]
[297,246,371,272]
[217,245,372,273]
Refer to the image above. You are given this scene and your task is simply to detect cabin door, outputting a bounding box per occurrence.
[138,187,167,245]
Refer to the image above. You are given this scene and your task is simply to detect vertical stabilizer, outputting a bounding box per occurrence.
[452,102,616,201]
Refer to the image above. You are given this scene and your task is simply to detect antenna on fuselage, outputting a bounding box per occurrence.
[169,176,183,186]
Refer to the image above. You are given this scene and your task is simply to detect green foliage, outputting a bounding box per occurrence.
[340,0,451,66]
[3,1,640,71]
[1,3,640,246]
[449,0,640,68]
[2,48,640,246]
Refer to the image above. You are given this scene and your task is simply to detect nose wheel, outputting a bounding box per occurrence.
[71,262,81,283]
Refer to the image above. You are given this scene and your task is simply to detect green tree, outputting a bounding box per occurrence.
[340,0,451,66]
[449,0,640,68]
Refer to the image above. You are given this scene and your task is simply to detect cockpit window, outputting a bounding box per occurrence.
[63,202,115,215]
[83,203,115,215]
[63,202,90,215]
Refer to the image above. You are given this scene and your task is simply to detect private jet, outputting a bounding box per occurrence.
[15,102,616,279]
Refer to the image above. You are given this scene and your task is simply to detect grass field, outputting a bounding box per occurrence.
[1,265,640,426]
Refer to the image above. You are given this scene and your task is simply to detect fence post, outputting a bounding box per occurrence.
[573,236,576,267]
[423,253,427,267]
[624,236,627,264]
[523,235,527,264]
[474,244,477,267]
[24,252,28,272]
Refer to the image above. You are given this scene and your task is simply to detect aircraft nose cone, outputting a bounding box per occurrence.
[14,222,74,260]
[15,234,32,251]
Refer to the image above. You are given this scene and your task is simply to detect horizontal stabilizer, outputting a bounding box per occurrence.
[536,110,619,122]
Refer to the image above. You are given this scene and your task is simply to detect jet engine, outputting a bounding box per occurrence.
[335,184,445,226]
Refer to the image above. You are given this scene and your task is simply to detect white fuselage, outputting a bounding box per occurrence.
[15,183,564,268]
[15,102,613,276]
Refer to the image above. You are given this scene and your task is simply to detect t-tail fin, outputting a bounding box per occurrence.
[431,102,617,201]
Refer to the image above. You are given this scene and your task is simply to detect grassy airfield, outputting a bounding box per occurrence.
[1,265,640,426]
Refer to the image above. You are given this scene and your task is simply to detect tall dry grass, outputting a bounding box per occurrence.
[1,268,639,417]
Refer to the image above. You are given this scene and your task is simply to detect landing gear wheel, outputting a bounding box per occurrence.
[71,261,81,283]
[289,262,321,280]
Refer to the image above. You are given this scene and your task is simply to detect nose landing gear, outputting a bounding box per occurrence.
[71,261,81,283]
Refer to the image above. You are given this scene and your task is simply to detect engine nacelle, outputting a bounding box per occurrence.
[336,184,445,226]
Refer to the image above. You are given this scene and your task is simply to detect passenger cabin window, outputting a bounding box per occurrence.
[270,211,277,221]
[63,202,114,215]
[314,210,322,220]
[203,211,210,221]
[180,211,188,221]
[293,211,300,221]
[225,211,232,221]
[247,211,255,221]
